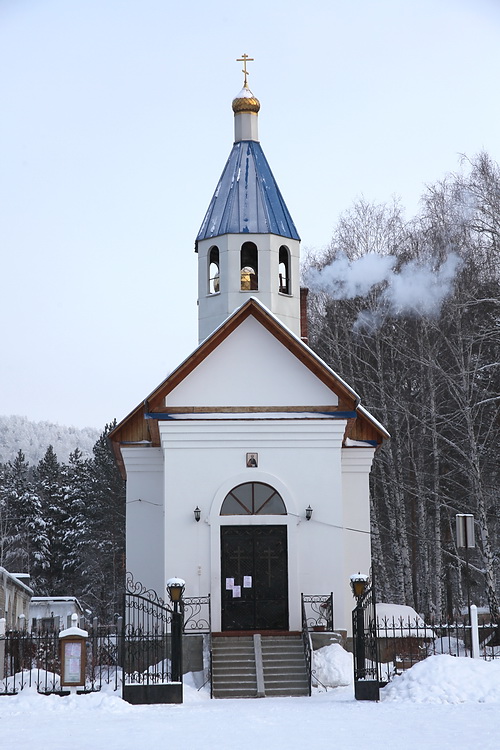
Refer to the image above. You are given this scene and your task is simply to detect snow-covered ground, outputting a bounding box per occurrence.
[2,653,500,750]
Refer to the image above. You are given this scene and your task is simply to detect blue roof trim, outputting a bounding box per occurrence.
[319,411,357,418]
[196,141,300,242]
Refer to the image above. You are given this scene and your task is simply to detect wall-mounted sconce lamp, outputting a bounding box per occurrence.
[194,506,201,522]
[305,505,313,521]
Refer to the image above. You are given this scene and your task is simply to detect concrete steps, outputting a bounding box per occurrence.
[211,634,309,698]
[261,635,310,697]
[212,637,258,699]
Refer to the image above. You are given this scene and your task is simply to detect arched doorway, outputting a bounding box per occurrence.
[220,483,288,631]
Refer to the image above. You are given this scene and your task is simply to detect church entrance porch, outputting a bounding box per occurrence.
[221,525,288,631]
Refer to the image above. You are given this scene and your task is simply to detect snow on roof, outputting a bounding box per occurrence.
[59,625,88,639]
[0,567,33,595]
[31,596,82,604]
[344,437,377,447]
[357,404,391,439]
[377,603,434,638]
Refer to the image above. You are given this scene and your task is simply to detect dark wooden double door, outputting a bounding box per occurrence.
[221,525,288,631]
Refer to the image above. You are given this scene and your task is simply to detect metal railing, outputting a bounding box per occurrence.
[301,593,334,632]
[0,626,122,695]
[0,585,212,697]
[377,615,500,683]
[301,595,313,696]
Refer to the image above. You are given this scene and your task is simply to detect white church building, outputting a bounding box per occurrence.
[110,68,388,637]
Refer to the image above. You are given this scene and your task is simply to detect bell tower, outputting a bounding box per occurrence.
[195,56,302,343]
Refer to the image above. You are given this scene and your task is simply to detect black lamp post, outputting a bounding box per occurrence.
[350,574,369,680]
[166,577,185,683]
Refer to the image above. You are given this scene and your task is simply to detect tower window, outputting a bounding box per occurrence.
[209,246,220,294]
[240,242,258,290]
[279,245,291,294]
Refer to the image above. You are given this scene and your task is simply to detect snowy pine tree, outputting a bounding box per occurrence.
[0,450,49,575]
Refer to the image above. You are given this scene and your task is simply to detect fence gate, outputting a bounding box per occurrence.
[123,577,181,704]
[352,579,380,701]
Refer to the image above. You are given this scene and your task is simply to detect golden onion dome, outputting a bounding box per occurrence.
[232,85,260,114]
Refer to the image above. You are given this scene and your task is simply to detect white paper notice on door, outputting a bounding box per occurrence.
[225,578,234,590]
[232,586,241,598]
[243,576,252,588]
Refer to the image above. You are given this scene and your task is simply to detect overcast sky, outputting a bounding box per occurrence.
[1,0,499,430]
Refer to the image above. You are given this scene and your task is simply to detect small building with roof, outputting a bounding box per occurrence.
[29,596,85,632]
[109,63,388,636]
[0,568,33,630]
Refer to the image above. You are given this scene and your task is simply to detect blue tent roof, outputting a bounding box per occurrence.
[196,140,300,243]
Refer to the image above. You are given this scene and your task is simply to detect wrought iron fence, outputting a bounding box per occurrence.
[123,578,173,687]
[0,579,211,697]
[300,595,313,696]
[123,577,211,689]
[183,596,211,633]
[377,616,500,683]
[301,593,334,632]
[0,626,122,696]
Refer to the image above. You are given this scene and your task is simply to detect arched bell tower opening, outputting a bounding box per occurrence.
[279,245,291,295]
[208,246,220,294]
[240,242,258,291]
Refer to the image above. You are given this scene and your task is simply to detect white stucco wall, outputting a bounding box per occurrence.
[122,446,165,597]
[197,234,301,342]
[167,316,339,408]
[156,418,368,632]
[339,449,376,630]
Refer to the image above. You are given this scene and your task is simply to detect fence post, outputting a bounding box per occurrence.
[470,605,480,659]
[0,618,5,681]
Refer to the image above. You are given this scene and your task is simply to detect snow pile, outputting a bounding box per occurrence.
[312,644,353,689]
[382,654,500,703]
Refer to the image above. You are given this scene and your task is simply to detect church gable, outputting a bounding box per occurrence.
[109,299,388,476]
[166,315,339,409]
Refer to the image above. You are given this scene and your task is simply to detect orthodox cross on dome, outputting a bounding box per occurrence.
[236,53,254,87]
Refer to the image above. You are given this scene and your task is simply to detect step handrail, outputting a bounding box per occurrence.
[301,594,313,696]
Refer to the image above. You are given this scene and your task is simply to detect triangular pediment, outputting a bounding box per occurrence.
[109,299,388,472]
[148,298,358,410]
[166,314,339,408]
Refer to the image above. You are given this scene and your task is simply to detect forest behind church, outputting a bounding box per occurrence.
[305,152,500,621]
[0,153,499,624]
[0,422,125,621]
